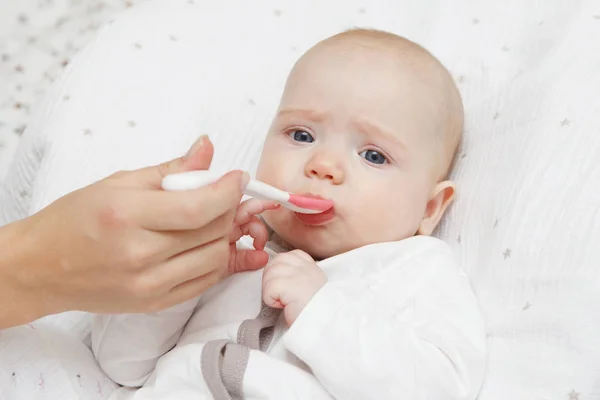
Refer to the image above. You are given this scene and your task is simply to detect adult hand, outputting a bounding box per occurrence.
[228,198,280,274]
[0,136,250,328]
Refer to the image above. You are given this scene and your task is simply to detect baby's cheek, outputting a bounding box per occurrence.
[261,208,278,228]
[256,153,279,185]
[356,195,422,241]
[256,163,285,191]
[255,166,272,185]
[261,208,290,236]
[355,194,395,220]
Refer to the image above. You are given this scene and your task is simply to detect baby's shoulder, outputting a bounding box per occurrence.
[366,235,454,260]
[320,236,460,281]
[329,235,455,266]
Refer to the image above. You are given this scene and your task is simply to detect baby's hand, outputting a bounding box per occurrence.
[262,250,327,326]
[228,199,280,275]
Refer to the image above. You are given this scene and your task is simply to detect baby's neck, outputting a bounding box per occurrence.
[261,217,325,261]
[263,219,293,253]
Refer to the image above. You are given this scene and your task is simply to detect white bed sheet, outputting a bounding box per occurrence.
[0,0,150,184]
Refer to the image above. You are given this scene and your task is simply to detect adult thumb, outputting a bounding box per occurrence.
[161,135,214,176]
[118,135,214,189]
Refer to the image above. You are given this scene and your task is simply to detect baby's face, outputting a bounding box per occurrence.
[257,40,449,259]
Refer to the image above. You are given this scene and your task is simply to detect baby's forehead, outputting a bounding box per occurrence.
[291,39,447,117]
[295,33,452,102]
[306,31,434,67]
[286,30,463,175]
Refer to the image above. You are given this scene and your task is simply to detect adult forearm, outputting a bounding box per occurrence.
[0,219,48,329]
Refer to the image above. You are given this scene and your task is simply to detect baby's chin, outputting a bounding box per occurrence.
[263,210,377,260]
[292,240,337,261]
[271,226,355,260]
[289,241,338,261]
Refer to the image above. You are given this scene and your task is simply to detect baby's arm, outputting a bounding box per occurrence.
[282,238,487,400]
[92,198,279,387]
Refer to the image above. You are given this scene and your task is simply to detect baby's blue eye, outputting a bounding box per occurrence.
[289,130,314,143]
[360,150,388,165]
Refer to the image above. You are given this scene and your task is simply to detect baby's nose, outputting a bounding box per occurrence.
[305,154,345,184]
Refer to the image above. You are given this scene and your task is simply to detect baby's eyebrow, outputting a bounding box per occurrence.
[354,118,406,151]
[276,108,328,123]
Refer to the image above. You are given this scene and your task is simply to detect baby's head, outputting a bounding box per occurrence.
[256,29,463,259]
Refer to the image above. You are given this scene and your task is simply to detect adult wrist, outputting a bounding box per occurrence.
[0,219,50,328]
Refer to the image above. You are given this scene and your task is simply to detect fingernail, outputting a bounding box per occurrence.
[241,172,250,191]
[184,135,208,159]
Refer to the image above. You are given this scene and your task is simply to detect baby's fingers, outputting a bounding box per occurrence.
[262,277,286,309]
[288,249,315,263]
[262,262,295,284]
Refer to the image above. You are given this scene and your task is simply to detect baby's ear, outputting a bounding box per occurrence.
[418,180,455,236]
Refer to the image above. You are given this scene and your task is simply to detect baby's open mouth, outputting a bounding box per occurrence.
[294,193,336,225]
[287,192,334,214]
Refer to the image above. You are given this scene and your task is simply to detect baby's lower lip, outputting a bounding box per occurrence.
[294,206,336,226]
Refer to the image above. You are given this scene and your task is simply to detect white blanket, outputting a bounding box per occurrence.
[1,1,599,399]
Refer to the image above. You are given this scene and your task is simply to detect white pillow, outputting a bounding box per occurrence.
[1,0,599,399]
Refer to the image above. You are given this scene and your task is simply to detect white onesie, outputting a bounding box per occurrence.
[92,235,487,400]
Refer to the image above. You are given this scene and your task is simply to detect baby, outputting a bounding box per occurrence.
[92,29,486,400]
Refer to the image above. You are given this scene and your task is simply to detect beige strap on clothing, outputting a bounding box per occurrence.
[201,304,282,399]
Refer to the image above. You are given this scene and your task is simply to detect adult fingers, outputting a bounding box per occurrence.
[153,268,224,311]
[145,239,231,292]
[229,248,269,275]
[130,170,248,231]
[240,216,270,251]
[234,199,280,226]
[155,212,233,261]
